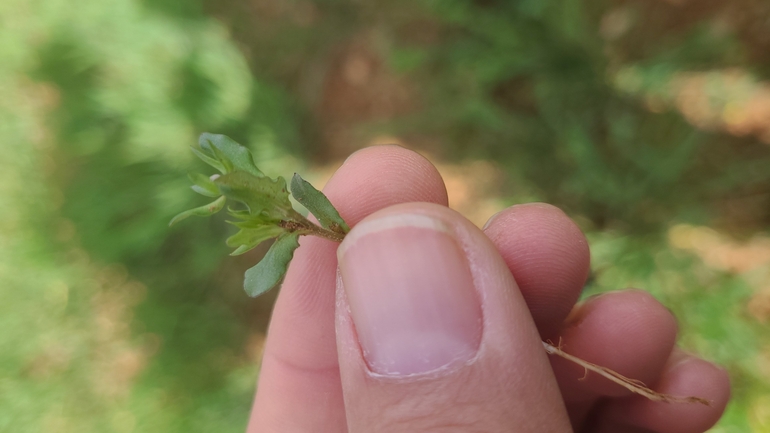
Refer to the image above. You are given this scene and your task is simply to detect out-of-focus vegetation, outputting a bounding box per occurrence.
[2,0,770,431]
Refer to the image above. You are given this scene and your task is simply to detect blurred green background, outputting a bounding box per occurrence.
[2,0,770,431]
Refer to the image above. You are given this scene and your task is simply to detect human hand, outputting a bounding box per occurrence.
[247,146,730,432]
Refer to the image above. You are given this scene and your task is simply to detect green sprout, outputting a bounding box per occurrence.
[170,133,349,297]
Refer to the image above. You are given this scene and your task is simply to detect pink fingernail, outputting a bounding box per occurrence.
[338,214,482,376]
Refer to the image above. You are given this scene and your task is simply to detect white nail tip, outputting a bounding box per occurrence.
[337,214,451,260]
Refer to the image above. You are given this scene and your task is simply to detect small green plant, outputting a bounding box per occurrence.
[170,133,349,297]
[172,133,710,406]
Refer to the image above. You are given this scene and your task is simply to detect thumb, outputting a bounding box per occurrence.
[335,203,571,432]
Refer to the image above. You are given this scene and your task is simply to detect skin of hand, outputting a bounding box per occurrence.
[247,146,731,433]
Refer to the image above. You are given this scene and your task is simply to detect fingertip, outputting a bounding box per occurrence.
[334,203,571,431]
[483,203,591,337]
[483,202,563,229]
[602,353,731,433]
[554,289,679,399]
[324,145,449,225]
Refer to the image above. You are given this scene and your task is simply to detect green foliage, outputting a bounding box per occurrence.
[215,172,293,221]
[244,233,301,297]
[0,0,293,430]
[385,0,770,232]
[173,133,346,296]
[198,133,265,177]
[291,173,350,234]
[226,224,284,256]
[169,195,227,226]
[188,172,220,197]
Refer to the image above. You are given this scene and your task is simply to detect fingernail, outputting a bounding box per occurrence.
[338,213,482,376]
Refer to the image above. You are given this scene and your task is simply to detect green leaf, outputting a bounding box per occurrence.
[215,171,292,219]
[230,244,257,256]
[188,173,220,197]
[169,195,227,226]
[206,141,235,173]
[199,133,263,177]
[243,233,300,297]
[191,185,217,197]
[190,146,227,174]
[227,207,252,220]
[226,224,285,256]
[229,216,278,229]
[290,173,350,234]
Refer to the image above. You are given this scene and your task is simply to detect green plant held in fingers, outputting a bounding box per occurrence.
[170,133,349,297]
[171,133,710,407]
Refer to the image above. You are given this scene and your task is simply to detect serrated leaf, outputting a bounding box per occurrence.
[169,195,226,226]
[226,224,285,256]
[199,133,263,177]
[215,171,292,219]
[290,173,350,234]
[190,146,227,173]
[243,233,300,297]
[188,173,220,197]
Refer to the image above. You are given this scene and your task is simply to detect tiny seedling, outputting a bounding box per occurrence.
[170,133,348,297]
[172,133,709,406]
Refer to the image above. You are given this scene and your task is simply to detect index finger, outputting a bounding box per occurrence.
[248,145,449,432]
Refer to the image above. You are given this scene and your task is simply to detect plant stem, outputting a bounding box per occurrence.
[306,224,346,242]
[285,211,346,243]
[543,341,710,405]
